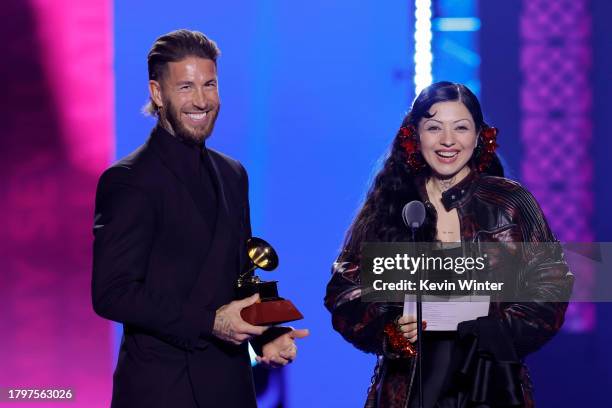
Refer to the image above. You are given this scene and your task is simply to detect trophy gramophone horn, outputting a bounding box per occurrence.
[238,236,303,325]
[246,237,279,271]
[238,237,279,284]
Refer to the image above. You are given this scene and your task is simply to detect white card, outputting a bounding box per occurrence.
[403,294,490,331]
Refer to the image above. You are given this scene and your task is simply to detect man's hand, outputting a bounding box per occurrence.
[212,294,268,345]
[255,328,309,368]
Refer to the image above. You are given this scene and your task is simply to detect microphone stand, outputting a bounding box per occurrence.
[410,225,424,408]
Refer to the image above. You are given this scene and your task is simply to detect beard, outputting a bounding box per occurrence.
[162,98,219,145]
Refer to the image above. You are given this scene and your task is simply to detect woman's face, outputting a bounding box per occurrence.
[418,100,478,178]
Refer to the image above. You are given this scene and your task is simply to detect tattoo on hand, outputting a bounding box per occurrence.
[214,307,237,342]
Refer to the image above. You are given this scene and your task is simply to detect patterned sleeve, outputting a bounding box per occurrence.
[499,186,575,358]
[324,258,401,355]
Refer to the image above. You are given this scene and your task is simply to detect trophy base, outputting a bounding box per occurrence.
[241,299,304,326]
[237,280,278,299]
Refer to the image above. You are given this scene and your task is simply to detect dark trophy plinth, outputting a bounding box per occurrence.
[237,237,303,326]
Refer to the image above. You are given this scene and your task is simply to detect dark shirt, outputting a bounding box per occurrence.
[155,125,218,250]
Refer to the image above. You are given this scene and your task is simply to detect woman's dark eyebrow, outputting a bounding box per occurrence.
[424,118,472,124]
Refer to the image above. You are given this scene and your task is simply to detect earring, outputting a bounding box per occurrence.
[398,125,427,172]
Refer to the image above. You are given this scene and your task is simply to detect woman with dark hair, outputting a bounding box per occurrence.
[325,81,573,408]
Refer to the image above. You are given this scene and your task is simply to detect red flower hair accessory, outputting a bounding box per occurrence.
[398,125,427,172]
[475,126,499,172]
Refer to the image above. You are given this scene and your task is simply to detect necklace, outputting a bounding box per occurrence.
[434,175,457,194]
[426,177,460,241]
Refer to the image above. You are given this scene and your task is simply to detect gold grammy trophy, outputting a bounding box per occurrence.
[237,237,303,326]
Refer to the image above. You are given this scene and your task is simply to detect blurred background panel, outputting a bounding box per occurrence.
[0,0,114,407]
[2,0,611,407]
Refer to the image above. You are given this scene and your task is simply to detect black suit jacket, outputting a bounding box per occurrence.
[92,126,256,407]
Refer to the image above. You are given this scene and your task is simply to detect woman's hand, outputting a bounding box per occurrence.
[397,315,427,343]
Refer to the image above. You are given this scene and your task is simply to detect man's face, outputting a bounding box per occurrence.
[149,56,220,144]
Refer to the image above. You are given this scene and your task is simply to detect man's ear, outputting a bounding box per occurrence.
[149,80,163,109]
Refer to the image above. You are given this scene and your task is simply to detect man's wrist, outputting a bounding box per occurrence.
[199,309,216,338]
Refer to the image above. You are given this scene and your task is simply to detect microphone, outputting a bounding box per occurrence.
[402,200,426,408]
[402,201,426,230]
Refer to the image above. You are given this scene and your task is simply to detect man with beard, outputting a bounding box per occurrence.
[92,30,308,408]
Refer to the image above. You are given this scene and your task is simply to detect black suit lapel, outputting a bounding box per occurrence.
[147,126,241,307]
[187,152,238,306]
